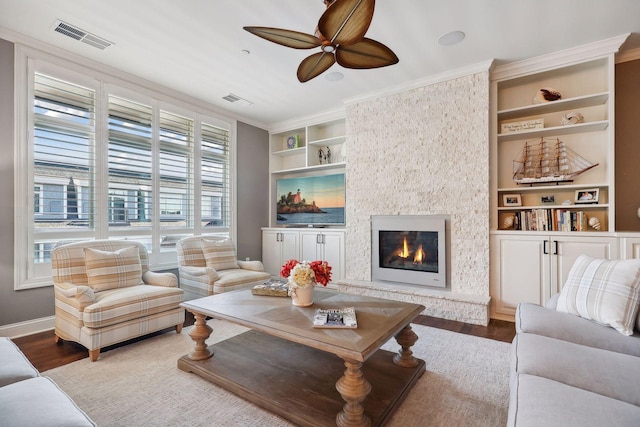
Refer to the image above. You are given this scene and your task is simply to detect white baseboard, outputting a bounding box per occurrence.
[0,316,55,339]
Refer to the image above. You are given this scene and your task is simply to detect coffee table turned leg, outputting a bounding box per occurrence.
[187,311,213,360]
[335,359,372,427]
[393,324,420,368]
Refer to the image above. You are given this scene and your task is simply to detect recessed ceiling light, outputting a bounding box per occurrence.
[438,30,465,46]
[325,71,344,81]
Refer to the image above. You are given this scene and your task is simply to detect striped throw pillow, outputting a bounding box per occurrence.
[556,255,640,335]
[84,246,143,292]
[201,239,239,271]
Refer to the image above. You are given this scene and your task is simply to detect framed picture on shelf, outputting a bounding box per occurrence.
[575,188,599,204]
[503,194,522,207]
[540,195,555,204]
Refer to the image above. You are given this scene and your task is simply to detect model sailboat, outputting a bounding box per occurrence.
[513,138,598,185]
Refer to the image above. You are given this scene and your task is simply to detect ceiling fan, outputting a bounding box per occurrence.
[244,0,398,82]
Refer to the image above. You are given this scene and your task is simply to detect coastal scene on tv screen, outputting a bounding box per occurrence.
[276,173,345,225]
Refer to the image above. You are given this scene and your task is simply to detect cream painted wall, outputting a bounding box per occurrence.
[345,71,491,297]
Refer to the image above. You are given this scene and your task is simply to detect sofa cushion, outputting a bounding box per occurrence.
[512,333,640,406]
[83,285,184,328]
[507,373,640,427]
[0,377,96,426]
[556,255,640,335]
[516,302,640,357]
[201,238,239,271]
[84,246,143,292]
[0,337,39,387]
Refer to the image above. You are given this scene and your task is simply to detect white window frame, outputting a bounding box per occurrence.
[14,47,237,290]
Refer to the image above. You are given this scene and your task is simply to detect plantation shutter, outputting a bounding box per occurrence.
[200,122,230,230]
[33,73,95,264]
[159,110,194,229]
[107,95,153,231]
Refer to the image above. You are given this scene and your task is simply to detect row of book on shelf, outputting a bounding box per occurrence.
[510,209,590,232]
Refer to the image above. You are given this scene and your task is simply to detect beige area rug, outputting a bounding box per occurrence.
[44,321,510,427]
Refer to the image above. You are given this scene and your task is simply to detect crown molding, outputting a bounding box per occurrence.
[343,59,495,107]
[268,107,346,134]
[492,34,630,81]
[617,47,640,63]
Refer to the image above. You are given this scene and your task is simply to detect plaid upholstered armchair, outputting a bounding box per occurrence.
[52,240,185,361]
[176,236,271,300]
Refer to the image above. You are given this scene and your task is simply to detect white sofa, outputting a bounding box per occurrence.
[0,337,95,426]
[508,255,640,426]
[176,236,270,300]
[52,240,185,361]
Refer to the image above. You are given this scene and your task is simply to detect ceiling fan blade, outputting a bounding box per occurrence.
[318,0,375,46]
[335,38,399,69]
[297,52,336,82]
[243,27,321,49]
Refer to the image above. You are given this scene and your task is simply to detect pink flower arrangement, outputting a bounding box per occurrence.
[280,259,332,287]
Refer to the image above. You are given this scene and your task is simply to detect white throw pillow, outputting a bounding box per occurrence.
[201,239,239,271]
[84,246,143,292]
[556,254,640,336]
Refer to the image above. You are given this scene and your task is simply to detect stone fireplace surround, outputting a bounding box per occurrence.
[336,65,492,326]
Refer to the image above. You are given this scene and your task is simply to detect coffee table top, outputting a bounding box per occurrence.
[181,288,425,362]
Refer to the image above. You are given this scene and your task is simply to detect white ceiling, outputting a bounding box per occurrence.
[1,0,639,128]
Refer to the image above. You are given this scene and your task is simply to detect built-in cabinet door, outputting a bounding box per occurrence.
[300,231,345,282]
[262,230,299,277]
[490,234,549,319]
[551,236,618,295]
[491,234,618,321]
[620,237,640,259]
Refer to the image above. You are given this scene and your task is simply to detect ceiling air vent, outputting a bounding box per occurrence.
[53,20,113,50]
[222,93,253,107]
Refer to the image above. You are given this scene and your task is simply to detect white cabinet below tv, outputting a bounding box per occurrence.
[262,228,345,285]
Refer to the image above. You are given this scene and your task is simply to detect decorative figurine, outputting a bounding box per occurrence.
[326,146,331,164]
[318,147,324,164]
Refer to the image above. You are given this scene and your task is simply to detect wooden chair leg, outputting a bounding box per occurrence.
[54,334,62,344]
[176,324,183,333]
[89,349,100,362]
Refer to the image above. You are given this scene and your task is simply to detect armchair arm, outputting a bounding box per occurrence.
[179,266,219,283]
[54,283,96,305]
[143,271,178,288]
[237,260,265,272]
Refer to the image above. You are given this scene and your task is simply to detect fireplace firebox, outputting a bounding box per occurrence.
[371,215,448,288]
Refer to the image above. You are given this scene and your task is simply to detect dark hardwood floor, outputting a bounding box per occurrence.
[12,312,515,372]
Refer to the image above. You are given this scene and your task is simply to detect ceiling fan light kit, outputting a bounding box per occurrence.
[244,0,398,82]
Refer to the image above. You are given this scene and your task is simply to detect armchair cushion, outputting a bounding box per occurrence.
[84,246,143,292]
[237,260,266,272]
[201,238,239,271]
[556,255,640,336]
[83,284,184,329]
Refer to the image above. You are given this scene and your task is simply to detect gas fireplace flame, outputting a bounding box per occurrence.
[397,237,410,259]
[413,244,424,264]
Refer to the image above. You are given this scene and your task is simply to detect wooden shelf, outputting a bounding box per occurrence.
[498,204,609,211]
[497,92,609,120]
[497,120,608,142]
[308,135,345,147]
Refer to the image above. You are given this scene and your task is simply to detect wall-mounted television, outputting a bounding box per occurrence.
[276,173,345,226]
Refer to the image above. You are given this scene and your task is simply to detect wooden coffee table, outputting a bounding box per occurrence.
[178,288,425,427]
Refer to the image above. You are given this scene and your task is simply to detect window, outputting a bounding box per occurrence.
[15,58,234,290]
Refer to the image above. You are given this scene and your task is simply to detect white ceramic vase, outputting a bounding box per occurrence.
[289,282,314,306]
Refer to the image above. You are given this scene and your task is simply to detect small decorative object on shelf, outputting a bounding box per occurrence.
[280,259,332,307]
[503,194,522,207]
[313,307,357,329]
[575,188,599,204]
[501,118,544,134]
[318,147,325,165]
[286,135,299,149]
[560,111,584,126]
[503,215,515,230]
[533,87,562,104]
[588,216,601,230]
[252,279,289,297]
[326,146,331,164]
